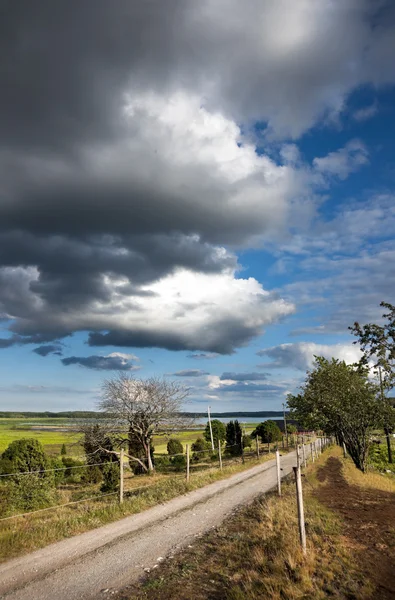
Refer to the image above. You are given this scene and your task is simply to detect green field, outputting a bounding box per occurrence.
[0,418,258,456]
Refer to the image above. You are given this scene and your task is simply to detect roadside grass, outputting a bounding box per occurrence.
[118,447,374,600]
[343,448,395,493]
[0,449,277,563]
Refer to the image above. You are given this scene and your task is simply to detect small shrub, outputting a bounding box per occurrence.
[82,465,103,484]
[6,474,57,512]
[61,456,87,482]
[100,463,120,493]
[171,455,186,471]
[191,437,211,462]
[60,444,67,456]
[167,438,184,456]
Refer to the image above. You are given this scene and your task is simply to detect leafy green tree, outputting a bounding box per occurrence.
[287,357,382,472]
[349,301,395,463]
[225,420,242,456]
[167,438,183,456]
[60,444,67,456]
[252,421,281,446]
[204,419,226,448]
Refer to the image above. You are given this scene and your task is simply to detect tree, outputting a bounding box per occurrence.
[60,444,67,456]
[167,438,183,456]
[204,419,226,448]
[287,357,382,472]
[225,420,242,456]
[252,421,282,446]
[99,374,189,472]
[349,302,395,463]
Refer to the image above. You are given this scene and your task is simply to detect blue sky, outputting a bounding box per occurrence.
[0,1,394,412]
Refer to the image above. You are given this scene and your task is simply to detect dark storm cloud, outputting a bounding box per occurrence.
[220,372,270,381]
[33,344,63,357]
[1,1,394,353]
[61,354,138,371]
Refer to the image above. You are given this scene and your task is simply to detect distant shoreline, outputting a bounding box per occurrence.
[0,410,287,419]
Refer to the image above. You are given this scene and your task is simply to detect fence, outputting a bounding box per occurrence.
[0,434,325,525]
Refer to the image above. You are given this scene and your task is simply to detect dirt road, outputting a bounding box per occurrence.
[0,450,297,600]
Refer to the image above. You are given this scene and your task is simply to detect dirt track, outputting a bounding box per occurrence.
[0,450,297,600]
[315,457,395,600]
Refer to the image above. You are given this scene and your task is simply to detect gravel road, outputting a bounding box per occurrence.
[0,450,297,600]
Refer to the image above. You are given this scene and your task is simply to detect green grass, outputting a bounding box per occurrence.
[0,418,81,454]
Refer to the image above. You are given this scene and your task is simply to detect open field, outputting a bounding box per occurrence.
[117,446,395,600]
[0,418,259,455]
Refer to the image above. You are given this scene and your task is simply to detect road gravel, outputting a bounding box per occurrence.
[0,450,297,600]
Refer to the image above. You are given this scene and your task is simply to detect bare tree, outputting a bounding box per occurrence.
[99,374,190,472]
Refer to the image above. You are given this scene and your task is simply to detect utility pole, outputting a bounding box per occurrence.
[207,405,215,451]
[283,402,288,448]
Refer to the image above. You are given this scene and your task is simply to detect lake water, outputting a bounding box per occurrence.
[193,416,283,426]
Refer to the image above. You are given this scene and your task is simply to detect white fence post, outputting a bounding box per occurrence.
[293,466,307,555]
[218,439,223,471]
[186,444,190,482]
[119,447,124,504]
[256,436,260,458]
[276,449,281,497]
[302,443,307,468]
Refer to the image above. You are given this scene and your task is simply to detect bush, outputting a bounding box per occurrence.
[0,438,50,475]
[61,443,67,456]
[243,434,253,449]
[167,438,184,456]
[154,455,171,472]
[191,437,211,462]
[82,465,103,484]
[100,463,120,493]
[171,455,186,471]
[61,456,87,483]
[3,475,57,513]
[50,457,66,485]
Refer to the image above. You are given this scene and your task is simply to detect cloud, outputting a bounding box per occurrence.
[352,103,378,121]
[33,344,63,357]
[220,372,269,381]
[171,370,209,377]
[257,342,363,371]
[187,353,219,360]
[313,139,369,180]
[1,1,394,354]
[61,352,139,371]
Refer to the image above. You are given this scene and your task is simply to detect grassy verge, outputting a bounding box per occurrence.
[118,448,375,600]
[0,450,277,563]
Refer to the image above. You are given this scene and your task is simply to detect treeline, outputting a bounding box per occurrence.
[0,410,285,419]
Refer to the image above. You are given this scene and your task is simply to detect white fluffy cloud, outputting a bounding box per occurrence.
[257,342,363,371]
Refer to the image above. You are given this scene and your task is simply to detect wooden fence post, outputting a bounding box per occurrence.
[276,449,281,497]
[296,444,301,470]
[293,466,307,555]
[310,442,315,463]
[302,443,307,468]
[186,444,190,482]
[256,436,259,458]
[343,442,347,458]
[218,439,223,471]
[119,447,124,504]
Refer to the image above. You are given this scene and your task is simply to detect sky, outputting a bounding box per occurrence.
[0,0,395,412]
